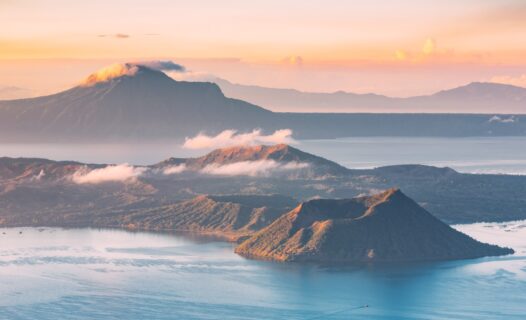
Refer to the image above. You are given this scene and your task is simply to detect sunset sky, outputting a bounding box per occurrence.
[1,0,525,97]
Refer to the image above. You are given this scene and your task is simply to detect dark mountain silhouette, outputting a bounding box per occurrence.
[0,63,271,142]
[235,189,514,263]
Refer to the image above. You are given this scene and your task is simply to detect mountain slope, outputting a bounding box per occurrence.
[3,144,526,224]
[0,188,297,240]
[157,144,350,177]
[1,63,526,142]
[214,78,396,112]
[216,78,526,113]
[0,63,272,142]
[105,194,297,240]
[235,189,513,262]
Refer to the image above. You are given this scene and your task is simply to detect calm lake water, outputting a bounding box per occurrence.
[2,136,526,174]
[0,223,525,320]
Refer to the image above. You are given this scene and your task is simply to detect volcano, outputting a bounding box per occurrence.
[0,63,272,142]
[235,189,514,263]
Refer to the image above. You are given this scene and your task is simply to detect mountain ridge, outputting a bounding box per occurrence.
[215,78,526,113]
[157,144,350,177]
[2,144,526,224]
[1,63,526,141]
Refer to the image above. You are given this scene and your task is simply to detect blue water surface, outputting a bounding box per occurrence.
[0,225,524,320]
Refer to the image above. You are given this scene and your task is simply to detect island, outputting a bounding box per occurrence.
[235,189,513,262]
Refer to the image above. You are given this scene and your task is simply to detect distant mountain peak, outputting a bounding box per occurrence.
[295,188,403,220]
[157,143,350,178]
[80,62,161,87]
[193,144,346,169]
[432,81,526,99]
[204,143,291,159]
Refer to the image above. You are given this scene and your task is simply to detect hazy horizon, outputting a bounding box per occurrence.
[1,0,526,101]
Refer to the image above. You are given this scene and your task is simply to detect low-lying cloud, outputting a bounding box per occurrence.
[168,70,216,82]
[72,164,147,184]
[81,63,140,86]
[138,60,186,72]
[163,164,187,175]
[200,160,309,177]
[489,115,517,123]
[183,129,296,149]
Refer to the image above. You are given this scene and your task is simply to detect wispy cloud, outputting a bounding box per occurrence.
[98,34,130,39]
[281,55,304,66]
[72,164,146,184]
[138,60,186,72]
[183,129,296,150]
[81,63,140,86]
[394,50,409,61]
[488,115,517,124]
[200,160,309,177]
[163,164,187,175]
[395,38,442,62]
[167,70,216,82]
[422,38,437,55]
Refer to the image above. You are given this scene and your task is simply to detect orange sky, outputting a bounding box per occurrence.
[0,0,525,96]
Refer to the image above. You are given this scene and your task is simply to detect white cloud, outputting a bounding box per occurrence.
[30,169,46,181]
[490,74,526,88]
[200,160,309,177]
[489,115,517,123]
[167,70,216,82]
[183,129,296,150]
[72,164,147,184]
[81,61,186,87]
[163,164,187,175]
[137,60,186,72]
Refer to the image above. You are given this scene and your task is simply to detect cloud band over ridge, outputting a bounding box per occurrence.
[183,129,296,149]
[72,164,147,184]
